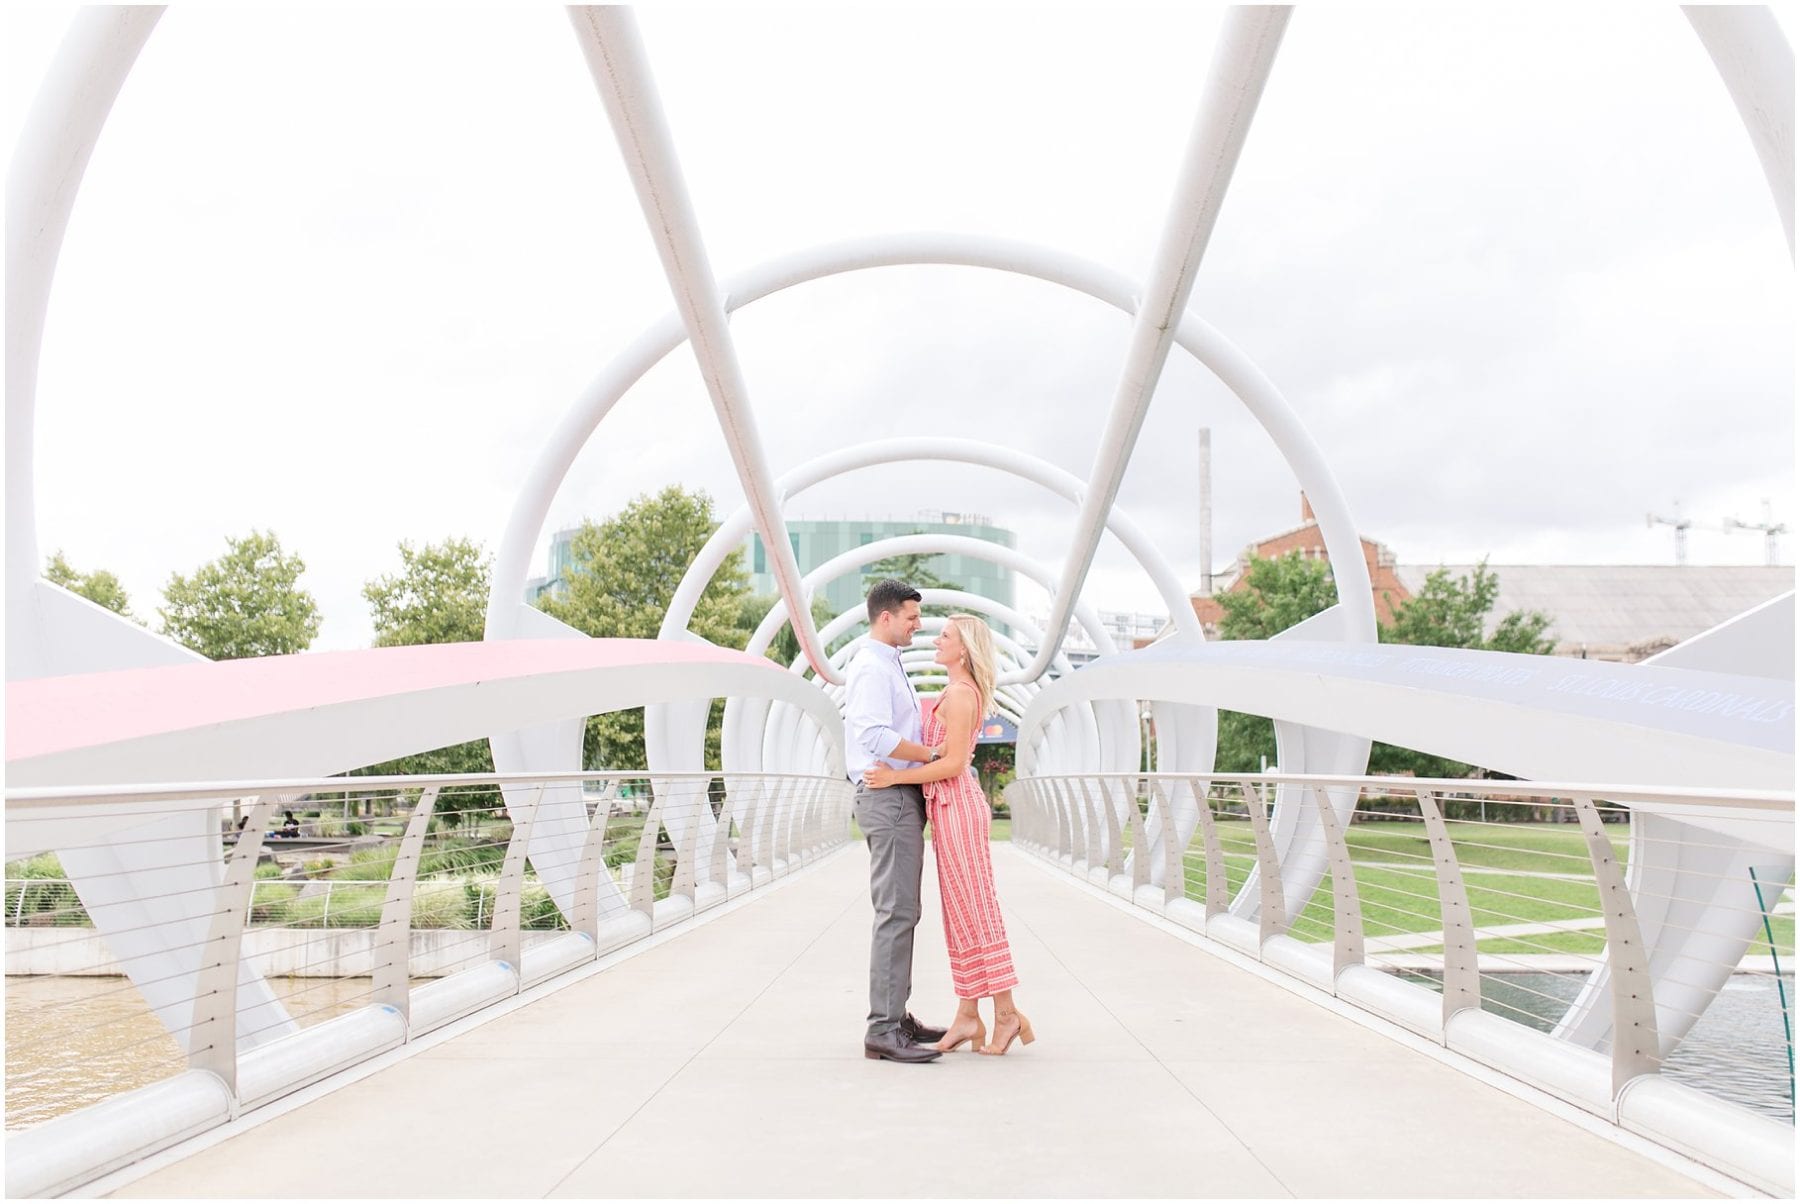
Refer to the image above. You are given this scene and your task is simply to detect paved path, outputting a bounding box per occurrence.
[111,845,1719,1199]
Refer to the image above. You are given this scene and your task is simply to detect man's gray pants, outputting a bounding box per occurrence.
[855,782,926,1038]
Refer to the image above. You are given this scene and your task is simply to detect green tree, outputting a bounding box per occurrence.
[862,543,961,624]
[1381,561,1555,655]
[365,537,491,647]
[44,550,135,619]
[741,592,843,667]
[861,547,956,593]
[355,537,497,826]
[1212,553,1338,772]
[1371,561,1555,778]
[158,530,320,659]
[539,487,752,769]
[1206,554,1556,778]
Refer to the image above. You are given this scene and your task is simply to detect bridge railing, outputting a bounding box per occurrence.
[1005,772,1794,1195]
[3,770,854,1197]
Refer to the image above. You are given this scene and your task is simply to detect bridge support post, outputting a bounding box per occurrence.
[1246,782,1288,944]
[669,786,701,902]
[1075,778,1105,874]
[1052,778,1077,864]
[190,794,281,1106]
[1571,793,1662,1099]
[491,785,544,974]
[630,784,665,918]
[735,787,760,881]
[706,782,733,890]
[1414,789,1480,1029]
[1149,779,1183,903]
[571,782,617,935]
[1190,778,1228,917]
[375,786,440,1022]
[1310,785,1363,984]
[1118,778,1150,893]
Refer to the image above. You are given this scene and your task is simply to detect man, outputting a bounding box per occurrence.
[844,579,947,1063]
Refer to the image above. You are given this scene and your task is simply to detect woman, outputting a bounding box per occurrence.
[863,614,1034,1056]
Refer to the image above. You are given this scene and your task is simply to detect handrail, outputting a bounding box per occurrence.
[6,769,838,809]
[1003,769,1796,1193]
[1019,771,1793,812]
[4,770,857,1198]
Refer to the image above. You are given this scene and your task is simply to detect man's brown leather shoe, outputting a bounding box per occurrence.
[899,1013,948,1044]
[864,1030,942,1063]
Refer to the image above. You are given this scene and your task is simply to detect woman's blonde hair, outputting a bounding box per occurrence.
[947,613,997,720]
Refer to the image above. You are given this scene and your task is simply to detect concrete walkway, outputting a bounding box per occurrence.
[110,845,1720,1199]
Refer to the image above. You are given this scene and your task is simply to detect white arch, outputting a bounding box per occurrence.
[485,235,1373,677]
[736,589,1092,777]
[659,436,1207,666]
[712,554,1108,781]
[1682,6,1795,254]
[820,607,1047,722]
[804,605,1047,727]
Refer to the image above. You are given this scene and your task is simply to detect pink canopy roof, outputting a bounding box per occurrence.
[7,639,780,764]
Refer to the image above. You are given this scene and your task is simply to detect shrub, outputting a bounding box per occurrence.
[460,878,569,930]
[333,847,399,882]
[420,839,507,878]
[465,878,496,929]
[4,878,86,926]
[247,882,301,925]
[7,852,66,879]
[522,882,569,930]
[409,880,472,929]
[4,853,86,925]
[284,885,385,928]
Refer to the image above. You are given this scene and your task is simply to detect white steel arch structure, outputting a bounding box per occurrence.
[5,6,1794,1193]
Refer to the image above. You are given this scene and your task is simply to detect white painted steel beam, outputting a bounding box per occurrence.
[660,435,1205,660]
[1023,6,1291,681]
[564,7,835,681]
[489,234,1371,684]
[6,7,165,669]
[1683,6,1794,254]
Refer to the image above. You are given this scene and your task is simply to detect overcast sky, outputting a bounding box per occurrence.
[7,4,1793,651]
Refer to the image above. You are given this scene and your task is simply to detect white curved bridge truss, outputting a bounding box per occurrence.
[5,5,1793,1196]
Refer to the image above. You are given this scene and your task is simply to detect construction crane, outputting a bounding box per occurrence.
[1647,509,1692,565]
[1723,499,1787,565]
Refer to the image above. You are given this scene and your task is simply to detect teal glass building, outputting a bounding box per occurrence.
[743,513,1017,629]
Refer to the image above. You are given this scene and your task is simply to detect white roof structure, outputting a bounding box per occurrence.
[1394,564,1795,657]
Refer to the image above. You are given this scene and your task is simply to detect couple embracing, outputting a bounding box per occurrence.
[846,579,1034,1064]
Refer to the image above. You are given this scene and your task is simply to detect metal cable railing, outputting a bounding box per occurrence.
[5,769,853,1144]
[1005,771,1794,1131]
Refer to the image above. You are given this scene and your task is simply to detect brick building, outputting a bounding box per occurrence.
[1166,495,1411,640]
[1143,495,1793,662]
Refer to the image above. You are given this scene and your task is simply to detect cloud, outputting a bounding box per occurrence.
[9,5,1791,651]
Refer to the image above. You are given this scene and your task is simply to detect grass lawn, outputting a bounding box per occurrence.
[1166,817,1800,950]
[1412,915,1797,959]
[1167,819,1793,950]
[1181,850,1605,943]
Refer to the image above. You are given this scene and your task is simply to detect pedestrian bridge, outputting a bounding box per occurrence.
[5,768,1792,1199]
[7,5,1794,1199]
[11,841,1757,1200]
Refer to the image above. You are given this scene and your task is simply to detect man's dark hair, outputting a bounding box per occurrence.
[866,578,922,622]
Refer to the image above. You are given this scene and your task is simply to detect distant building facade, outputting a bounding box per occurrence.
[742,512,1017,627]
[523,527,582,604]
[1392,564,1793,662]
[1146,496,1793,663]
[1026,610,1170,670]
[1162,495,1410,639]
